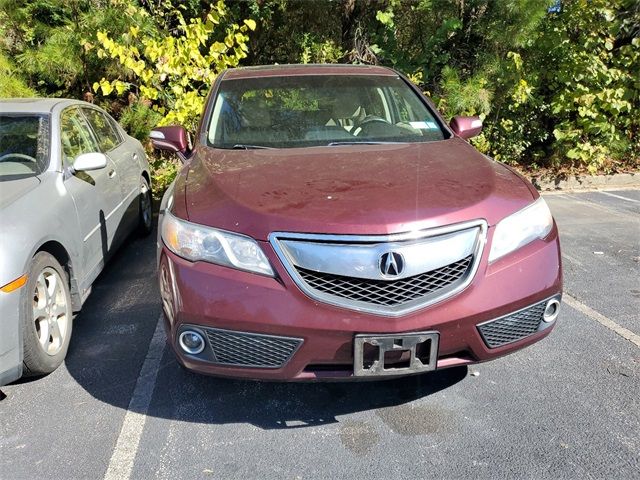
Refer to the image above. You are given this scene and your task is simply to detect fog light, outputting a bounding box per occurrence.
[179,330,205,354]
[543,299,560,323]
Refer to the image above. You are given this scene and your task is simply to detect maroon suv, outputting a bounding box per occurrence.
[151,64,562,380]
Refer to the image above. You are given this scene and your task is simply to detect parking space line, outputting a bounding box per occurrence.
[597,191,640,204]
[104,315,166,480]
[563,194,634,217]
[564,294,640,349]
[561,253,585,268]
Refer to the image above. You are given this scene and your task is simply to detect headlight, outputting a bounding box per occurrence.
[489,197,554,262]
[161,211,274,276]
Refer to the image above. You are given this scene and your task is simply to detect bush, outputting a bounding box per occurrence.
[93,0,256,131]
[0,53,35,97]
[119,103,162,142]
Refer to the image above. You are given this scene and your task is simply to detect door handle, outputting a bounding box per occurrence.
[108,169,116,178]
[132,153,139,161]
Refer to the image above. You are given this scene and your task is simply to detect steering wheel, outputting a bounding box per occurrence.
[0,152,37,163]
[354,115,392,135]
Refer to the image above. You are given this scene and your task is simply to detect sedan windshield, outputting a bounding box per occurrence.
[208,75,446,149]
[0,115,50,180]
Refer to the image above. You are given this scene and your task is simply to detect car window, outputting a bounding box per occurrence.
[0,114,50,180]
[207,75,445,149]
[60,108,100,164]
[107,116,124,144]
[83,108,121,152]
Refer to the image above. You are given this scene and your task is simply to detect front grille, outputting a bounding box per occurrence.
[204,328,302,368]
[296,255,472,307]
[477,301,547,348]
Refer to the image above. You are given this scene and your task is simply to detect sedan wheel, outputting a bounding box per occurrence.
[32,267,69,356]
[21,252,73,376]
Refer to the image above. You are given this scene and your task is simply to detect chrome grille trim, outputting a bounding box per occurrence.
[278,227,478,281]
[477,298,554,348]
[269,220,487,317]
[203,327,303,369]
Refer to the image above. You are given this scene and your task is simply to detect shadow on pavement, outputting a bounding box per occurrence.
[147,359,468,429]
[63,218,162,411]
[63,215,468,429]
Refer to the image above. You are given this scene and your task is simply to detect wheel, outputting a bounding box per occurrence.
[139,176,153,236]
[21,252,73,376]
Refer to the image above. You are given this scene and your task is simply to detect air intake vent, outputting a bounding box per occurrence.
[477,301,547,348]
[204,328,302,369]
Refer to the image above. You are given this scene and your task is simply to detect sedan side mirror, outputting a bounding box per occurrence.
[149,126,190,162]
[449,116,483,140]
[74,152,107,171]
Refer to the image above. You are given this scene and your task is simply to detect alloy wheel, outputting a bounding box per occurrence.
[32,267,69,356]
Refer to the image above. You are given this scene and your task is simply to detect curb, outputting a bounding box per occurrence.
[530,172,640,192]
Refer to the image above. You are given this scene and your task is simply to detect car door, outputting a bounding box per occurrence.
[60,107,123,285]
[82,108,139,231]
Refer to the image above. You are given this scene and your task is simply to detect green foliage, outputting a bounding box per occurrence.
[300,35,344,64]
[368,0,639,172]
[94,1,256,130]
[436,67,492,118]
[148,153,179,200]
[1,0,638,179]
[0,51,36,97]
[226,0,343,65]
[0,0,145,96]
[119,103,162,142]
[542,0,639,173]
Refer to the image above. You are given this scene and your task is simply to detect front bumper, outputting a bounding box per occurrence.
[159,224,562,380]
[0,289,23,387]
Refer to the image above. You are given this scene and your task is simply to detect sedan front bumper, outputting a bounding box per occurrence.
[0,288,23,386]
[158,225,562,380]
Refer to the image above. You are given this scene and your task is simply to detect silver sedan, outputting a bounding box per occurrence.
[0,99,152,386]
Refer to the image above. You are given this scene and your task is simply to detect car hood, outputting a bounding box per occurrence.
[182,139,535,240]
[0,176,41,210]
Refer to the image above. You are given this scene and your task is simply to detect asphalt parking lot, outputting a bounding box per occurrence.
[1,189,639,480]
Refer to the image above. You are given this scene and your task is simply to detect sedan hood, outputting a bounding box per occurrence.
[0,176,41,210]
[183,139,535,240]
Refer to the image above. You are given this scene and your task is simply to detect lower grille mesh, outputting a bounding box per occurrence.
[204,328,302,368]
[296,255,472,307]
[478,301,547,348]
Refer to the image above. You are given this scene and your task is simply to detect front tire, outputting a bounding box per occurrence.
[21,252,73,377]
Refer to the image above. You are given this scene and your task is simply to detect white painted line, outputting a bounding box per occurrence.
[564,294,640,349]
[563,193,630,216]
[104,315,166,480]
[561,253,584,268]
[597,190,640,204]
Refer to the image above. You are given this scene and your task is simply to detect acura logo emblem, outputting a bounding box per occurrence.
[379,251,404,277]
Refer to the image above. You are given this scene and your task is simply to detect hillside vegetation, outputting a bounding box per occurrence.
[1,0,638,189]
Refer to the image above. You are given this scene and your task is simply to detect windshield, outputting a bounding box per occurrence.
[207,75,446,149]
[0,114,50,181]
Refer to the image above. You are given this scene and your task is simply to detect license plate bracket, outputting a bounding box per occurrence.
[354,332,439,377]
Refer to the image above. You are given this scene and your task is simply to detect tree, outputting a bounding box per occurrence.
[94,0,256,130]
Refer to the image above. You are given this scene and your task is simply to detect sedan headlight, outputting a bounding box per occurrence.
[161,211,274,276]
[489,197,554,262]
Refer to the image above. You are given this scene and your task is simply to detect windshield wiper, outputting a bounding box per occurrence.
[231,144,274,150]
[327,141,407,146]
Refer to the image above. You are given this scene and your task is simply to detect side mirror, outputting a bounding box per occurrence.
[149,126,190,162]
[449,116,483,140]
[74,152,107,171]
